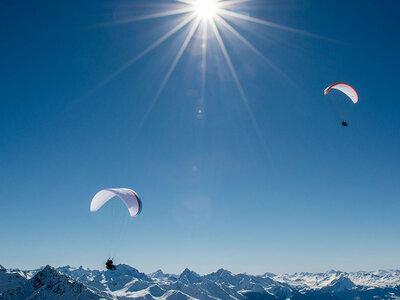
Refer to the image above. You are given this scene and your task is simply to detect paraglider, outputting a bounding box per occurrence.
[90,188,142,270]
[324,83,358,126]
[105,258,116,271]
[90,188,142,217]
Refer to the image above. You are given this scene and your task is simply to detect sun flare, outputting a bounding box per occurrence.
[193,0,219,20]
[100,0,323,144]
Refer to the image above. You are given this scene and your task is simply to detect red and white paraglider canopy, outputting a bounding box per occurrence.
[324,83,358,104]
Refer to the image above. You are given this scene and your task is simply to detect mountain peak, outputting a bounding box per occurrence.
[105,264,152,282]
[61,264,72,268]
[216,268,230,274]
[32,265,64,289]
[150,269,165,278]
[212,268,234,278]
[179,268,201,284]
[39,265,58,275]
[0,264,111,299]
[204,268,239,285]
[181,268,199,276]
[324,274,355,292]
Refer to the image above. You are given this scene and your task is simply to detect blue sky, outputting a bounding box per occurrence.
[0,0,399,275]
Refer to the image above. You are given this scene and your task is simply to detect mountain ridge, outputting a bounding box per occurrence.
[1,264,400,299]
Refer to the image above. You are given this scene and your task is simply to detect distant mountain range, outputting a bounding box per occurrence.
[1,264,400,299]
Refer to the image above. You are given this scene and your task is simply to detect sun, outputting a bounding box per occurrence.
[193,0,219,20]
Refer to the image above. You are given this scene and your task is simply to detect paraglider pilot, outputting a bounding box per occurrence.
[106,258,116,270]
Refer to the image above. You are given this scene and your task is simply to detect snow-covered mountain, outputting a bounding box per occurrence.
[273,269,400,290]
[273,269,400,299]
[0,265,30,295]
[1,264,400,299]
[0,265,109,299]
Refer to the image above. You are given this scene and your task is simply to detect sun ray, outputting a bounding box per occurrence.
[107,14,196,79]
[176,0,195,5]
[200,21,208,105]
[95,7,194,27]
[209,19,267,147]
[80,0,332,141]
[138,18,201,129]
[218,9,333,40]
[98,15,196,88]
[215,15,291,82]
[76,14,196,104]
[218,0,252,8]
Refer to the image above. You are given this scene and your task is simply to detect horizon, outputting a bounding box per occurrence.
[3,263,400,277]
[1,0,399,276]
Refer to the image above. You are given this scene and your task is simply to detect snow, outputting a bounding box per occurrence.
[0,265,110,299]
[274,269,400,291]
[0,267,29,294]
[1,264,400,299]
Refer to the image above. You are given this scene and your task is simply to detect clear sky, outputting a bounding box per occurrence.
[1,0,399,275]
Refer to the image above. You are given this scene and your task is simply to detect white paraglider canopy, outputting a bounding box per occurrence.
[324,83,358,103]
[90,188,142,217]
